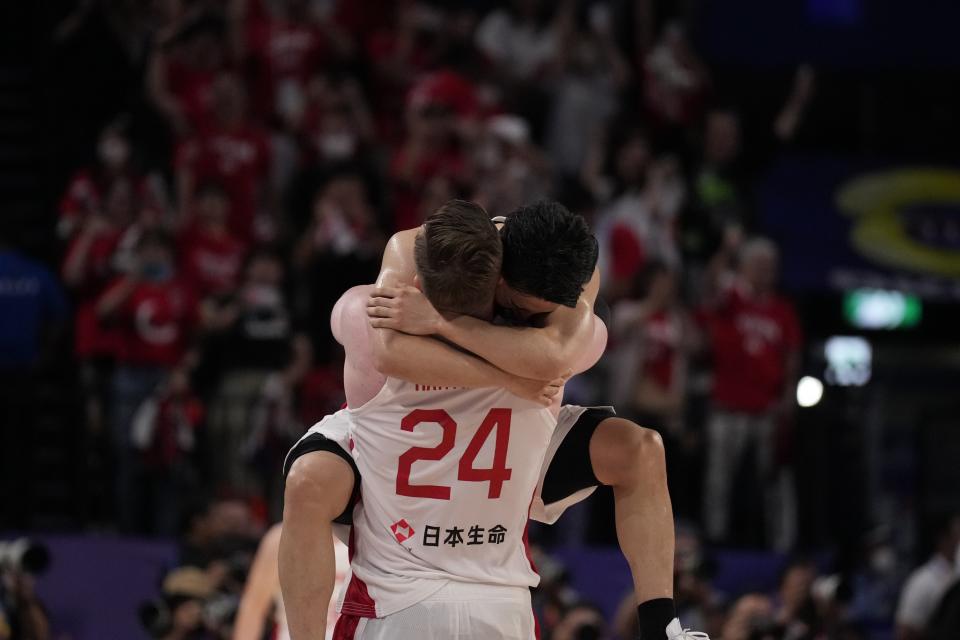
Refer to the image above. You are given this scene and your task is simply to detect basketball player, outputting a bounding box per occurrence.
[284,202,564,638]
[282,201,705,639]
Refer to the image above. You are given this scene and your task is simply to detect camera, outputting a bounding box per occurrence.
[0,539,50,576]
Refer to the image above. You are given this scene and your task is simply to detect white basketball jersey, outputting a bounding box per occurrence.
[339,378,555,618]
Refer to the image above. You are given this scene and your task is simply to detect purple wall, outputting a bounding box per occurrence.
[2,535,178,640]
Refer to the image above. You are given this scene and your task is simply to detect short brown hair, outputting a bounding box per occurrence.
[414,200,502,317]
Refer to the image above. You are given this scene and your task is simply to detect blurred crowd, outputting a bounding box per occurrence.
[3,0,815,546]
[134,502,960,640]
[0,0,956,638]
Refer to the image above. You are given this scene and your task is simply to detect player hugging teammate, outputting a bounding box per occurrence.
[280,200,708,640]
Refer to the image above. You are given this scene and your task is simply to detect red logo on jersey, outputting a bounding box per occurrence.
[390,519,415,543]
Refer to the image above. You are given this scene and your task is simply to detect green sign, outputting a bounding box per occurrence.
[844,289,922,329]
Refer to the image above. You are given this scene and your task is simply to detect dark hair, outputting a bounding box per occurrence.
[499,201,598,307]
[414,200,501,317]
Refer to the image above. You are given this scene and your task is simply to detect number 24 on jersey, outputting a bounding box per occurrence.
[396,408,512,501]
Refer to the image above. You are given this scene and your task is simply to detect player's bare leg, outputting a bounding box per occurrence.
[590,418,680,639]
[280,452,354,639]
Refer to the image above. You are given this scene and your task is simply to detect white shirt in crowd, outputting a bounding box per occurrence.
[895,553,957,631]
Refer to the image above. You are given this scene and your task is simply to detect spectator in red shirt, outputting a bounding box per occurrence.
[148,11,231,137]
[362,3,445,145]
[62,176,139,437]
[641,23,709,133]
[700,236,802,550]
[176,73,272,242]
[610,262,699,518]
[241,0,330,122]
[130,368,205,535]
[612,262,693,431]
[390,70,476,230]
[97,230,198,533]
[178,181,247,298]
[58,121,165,240]
[296,74,376,167]
[588,126,686,301]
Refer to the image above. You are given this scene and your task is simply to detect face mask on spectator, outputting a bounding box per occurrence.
[243,284,282,311]
[99,135,130,169]
[142,261,173,283]
[318,132,357,160]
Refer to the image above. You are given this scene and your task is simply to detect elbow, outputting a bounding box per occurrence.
[530,350,568,381]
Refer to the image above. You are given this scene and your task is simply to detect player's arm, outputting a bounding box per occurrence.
[233,524,281,640]
[334,284,563,407]
[371,268,608,380]
[441,269,606,379]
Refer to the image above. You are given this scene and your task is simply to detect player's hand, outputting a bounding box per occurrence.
[367,285,444,335]
[508,371,571,407]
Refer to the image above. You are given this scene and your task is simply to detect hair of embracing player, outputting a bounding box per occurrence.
[414,199,503,317]
[499,200,599,307]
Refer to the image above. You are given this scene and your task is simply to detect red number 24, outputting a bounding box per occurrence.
[396,408,513,500]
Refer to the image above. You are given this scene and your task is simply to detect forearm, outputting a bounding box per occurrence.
[440,316,566,380]
[374,329,516,389]
[62,235,93,286]
[96,279,135,319]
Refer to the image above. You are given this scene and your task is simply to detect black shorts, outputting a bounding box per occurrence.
[539,406,616,506]
[283,432,360,525]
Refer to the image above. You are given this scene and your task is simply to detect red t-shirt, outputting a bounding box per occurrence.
[389,144,467,231]
[245,16,325,117]
[178,226,246,297]
[143,393,205,469]
[58,170,155,235]
[609,222,646,282]
[102,278,198,367]
[703,286,802,413]
[641,309,682,391]
[176,125,270,240]
[63,229,124,358]
[165,57,219,133]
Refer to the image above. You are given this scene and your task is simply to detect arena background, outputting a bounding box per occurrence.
[1,0,959,638]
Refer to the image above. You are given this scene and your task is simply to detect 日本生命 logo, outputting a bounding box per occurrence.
[390,519,415,543]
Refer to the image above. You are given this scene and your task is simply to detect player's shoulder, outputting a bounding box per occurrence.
[387,227,421,250]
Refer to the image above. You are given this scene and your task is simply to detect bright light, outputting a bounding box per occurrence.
[844,289,921,330]
[824,336,872,386]
[797,376,824,408]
